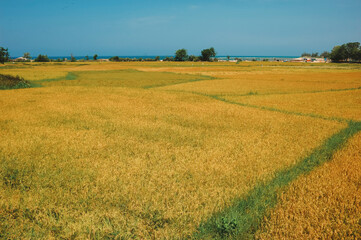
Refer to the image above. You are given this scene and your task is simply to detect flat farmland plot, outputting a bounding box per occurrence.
[0,63,76,81]
[223,89,361,121]
[0,87,343,239]
[37,69,211,88]
[158,70,361,95]
[0,62,360,239]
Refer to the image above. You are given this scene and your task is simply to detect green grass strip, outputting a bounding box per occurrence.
[37,72,77,83]
[194,121,361,239]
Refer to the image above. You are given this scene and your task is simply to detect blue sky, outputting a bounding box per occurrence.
[1,0,360,56]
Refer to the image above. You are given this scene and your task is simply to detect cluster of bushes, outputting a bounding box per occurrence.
[0,74,31,90]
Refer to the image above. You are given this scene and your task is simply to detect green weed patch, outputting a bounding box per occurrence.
[0,74,32,90]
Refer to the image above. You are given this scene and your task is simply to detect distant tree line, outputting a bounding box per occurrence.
[0,48,103,63]
[4,42,360,64]
[301,51,330,58]
[301,42,361,62]
[1,47,218,63]
[173,47,216,62]
[109,47,217,62]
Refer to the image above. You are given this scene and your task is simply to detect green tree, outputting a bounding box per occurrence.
[344,42,360,61]
[329,42,361,62]
[227,55,230,61]
[34,54,50,62]
[330,45,347,62]
[0,47,10,64]
[301,52,311,57]
[356,47,361,62]
[188,55,199,61]
[93,54,98,60]
[155,56,160,61]
[70,54,77,62]
[175,49,188,61]
[200,47,216,61]
[23,52,31,60]
[311,52,319,58]
[85,55,89,61]
[163,56,174,61]
[320,51,330,58]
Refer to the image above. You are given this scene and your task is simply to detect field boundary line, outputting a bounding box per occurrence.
[217,86,361,97]
[142,72,215,89]
[65,68,215,89]
[143,76,215,89]
[209,95,348,123]
[193,121,361,239]
[158,89,349,123]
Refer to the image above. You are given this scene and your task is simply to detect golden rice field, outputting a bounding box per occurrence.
[0,61,360,239]
[223,89,361,121]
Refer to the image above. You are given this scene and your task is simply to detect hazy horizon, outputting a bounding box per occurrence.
[1,0,360,57]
